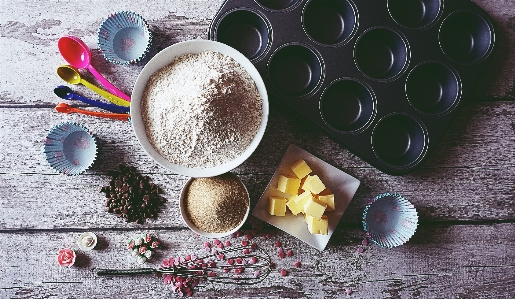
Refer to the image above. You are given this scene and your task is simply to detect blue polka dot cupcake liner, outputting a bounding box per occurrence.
[43,122,97,175]
[362,192,418,248]
[98,11,152,65]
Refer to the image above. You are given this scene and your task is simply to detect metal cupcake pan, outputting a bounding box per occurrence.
[209,0,496,175]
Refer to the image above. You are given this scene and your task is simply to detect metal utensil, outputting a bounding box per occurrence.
[97,245,272,285]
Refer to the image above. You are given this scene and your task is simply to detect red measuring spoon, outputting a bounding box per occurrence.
[58,35,131,102]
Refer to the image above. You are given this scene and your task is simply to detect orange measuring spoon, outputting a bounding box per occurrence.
[55,103,130,121]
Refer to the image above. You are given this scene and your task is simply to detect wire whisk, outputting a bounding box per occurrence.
[97,245,272,285]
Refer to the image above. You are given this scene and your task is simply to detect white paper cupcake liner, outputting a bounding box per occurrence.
[362,192,418,248]
[98,11,152,65]
[43,122,97,175]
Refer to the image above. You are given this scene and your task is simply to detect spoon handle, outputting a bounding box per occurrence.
[80,79,130,107]
[57,105,130,121]
[87,66,131,102]
[70,93,130,114]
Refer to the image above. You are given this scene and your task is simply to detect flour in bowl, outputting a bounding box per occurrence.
[141,50,263,168]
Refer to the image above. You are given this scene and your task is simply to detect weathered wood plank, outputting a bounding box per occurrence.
[0,0,514,108]
[1,224,514,298]
[0,101,514,229]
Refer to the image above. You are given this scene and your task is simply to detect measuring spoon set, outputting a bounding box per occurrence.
[55,35,130,120]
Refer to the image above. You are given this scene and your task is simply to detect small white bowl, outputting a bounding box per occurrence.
[131,39,269,177]
[179,174,250,238]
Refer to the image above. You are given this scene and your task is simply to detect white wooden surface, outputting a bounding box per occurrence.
[1,0,514,298]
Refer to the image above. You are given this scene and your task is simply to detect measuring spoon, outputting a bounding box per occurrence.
[58,35,131,102]
[55,103,130,121]
[54,85,130,114]
[57,65,130,107]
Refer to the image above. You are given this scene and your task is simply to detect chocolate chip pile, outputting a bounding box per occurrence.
[100,164,166,224]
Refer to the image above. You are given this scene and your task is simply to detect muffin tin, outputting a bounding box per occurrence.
[209,0,496,175]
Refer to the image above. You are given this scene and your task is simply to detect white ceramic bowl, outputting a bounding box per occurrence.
[179,175,250,238]
[131,39,269,177]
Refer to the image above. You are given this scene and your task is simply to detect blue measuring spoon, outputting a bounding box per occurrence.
[54,85,130,114]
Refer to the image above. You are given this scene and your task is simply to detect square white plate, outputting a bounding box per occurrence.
[252,144,360,251]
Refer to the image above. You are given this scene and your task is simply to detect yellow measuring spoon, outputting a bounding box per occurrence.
[56,65,130,107]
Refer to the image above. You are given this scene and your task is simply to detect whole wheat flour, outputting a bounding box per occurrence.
[141,50,263,168]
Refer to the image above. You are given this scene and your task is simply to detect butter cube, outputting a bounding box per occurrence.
[303,175,326,195]
[317,194,335,211]
[293,190,312,212]
[299,175,309,193]
[290,159,312,179]
[286,195,303,215]
[277,175,301,195]
[305,214,329,235]
[304,196,327,219]
[268,196,287,216]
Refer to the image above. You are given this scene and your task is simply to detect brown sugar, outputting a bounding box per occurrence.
[185,173,249,233]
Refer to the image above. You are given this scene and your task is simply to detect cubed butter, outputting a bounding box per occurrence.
[303,175,326,195]
[286,195,303,215]
[299,175,309,193]
[277,175,301,195]
[304,196,327,219]
[305,214,329,235]
[293,190,312,212]
[317,194,335,211]
[268,196,287,216]
[290,159,312,179]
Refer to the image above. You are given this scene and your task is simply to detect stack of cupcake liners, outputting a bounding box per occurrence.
[98,11,152,65]
[362,192,418,248]
[43,122,97,175]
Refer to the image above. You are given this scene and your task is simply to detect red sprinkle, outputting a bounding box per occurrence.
[280,269,288,276]
[243,248,250,254]
[236,231,243,237]
[213,239,221,245]
[275,241,282,247]
[217,254,225,260]
[224,241,231,247]
[278,252,286,259]
[227,259,234,265]
[294,261,301,268]
[218,243,224,249]
[287,250,293,257]
[204,242,211,248]
[236,257,243,264]
[241,240,249,246]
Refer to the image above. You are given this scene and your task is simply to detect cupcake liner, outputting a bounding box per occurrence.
[98,11,152,65]
[362,192,418,248]
[43,122,97,175]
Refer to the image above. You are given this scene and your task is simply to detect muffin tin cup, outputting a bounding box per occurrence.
[372,113,428,169]
[211,8,272,62]
[439,10,494,64]
[406,61,461,116]
[354,27,410,82]
[255,0,302,11]
[43,122,97,175]
[363,192,418,248]
[302,0,358,46]
[98,11,152,65]
[387,0,442,29]
[267,42,325,99]
[320,78,376,133]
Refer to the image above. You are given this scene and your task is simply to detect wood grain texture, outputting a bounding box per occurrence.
[1,224,514,299]
[1,0,515,298]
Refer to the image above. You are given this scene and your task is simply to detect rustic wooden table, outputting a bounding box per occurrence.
[1,0,514,298]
